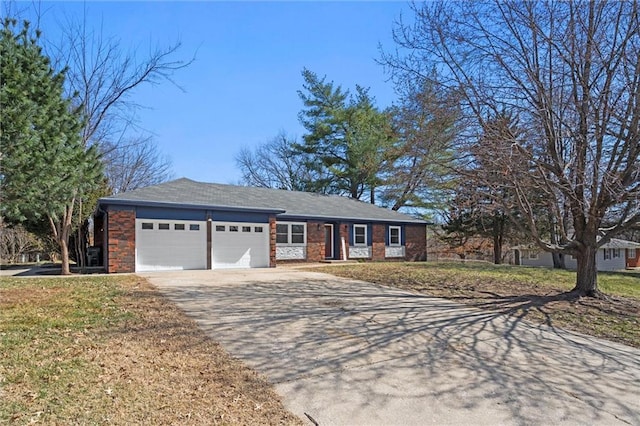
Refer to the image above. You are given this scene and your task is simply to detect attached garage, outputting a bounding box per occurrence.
[212,222,270,269]
[135,219,206,271]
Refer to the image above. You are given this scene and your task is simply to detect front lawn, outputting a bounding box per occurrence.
[0,275,301,425]
[319,262,640,348]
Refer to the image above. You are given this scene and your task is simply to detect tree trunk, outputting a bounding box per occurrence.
[573,244,599,297]
[552,252,566,269]
[493,233,502,264]
[60,237,71,275]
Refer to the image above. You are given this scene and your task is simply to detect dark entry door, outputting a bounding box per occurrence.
[324,224,334,259]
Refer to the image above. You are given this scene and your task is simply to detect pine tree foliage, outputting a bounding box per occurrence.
[0,18,103,273]
[296,69,395,201]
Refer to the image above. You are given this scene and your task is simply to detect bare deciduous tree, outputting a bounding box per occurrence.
[37,8,192,274]
[384,0,640,296]
[236,132,325,192]
[380,77,459,213]
[102,136,173,194]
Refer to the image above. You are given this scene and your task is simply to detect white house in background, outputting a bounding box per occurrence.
[514,238,640,271]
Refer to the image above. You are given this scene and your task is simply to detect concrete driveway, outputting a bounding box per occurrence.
[142,268,640,425]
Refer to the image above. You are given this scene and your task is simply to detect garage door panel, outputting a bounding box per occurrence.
[136,220,206,271]
[212,222,269,269]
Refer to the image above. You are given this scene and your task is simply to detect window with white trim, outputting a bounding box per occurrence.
[604,249,611,260]
[528,251,538,260]
[389,226,401,246]
[629,248,637,259]
[276,222,306,245]
[613,248,620,258]
[354,224,367,246]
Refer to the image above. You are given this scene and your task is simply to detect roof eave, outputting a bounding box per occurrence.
[98,198,286,215]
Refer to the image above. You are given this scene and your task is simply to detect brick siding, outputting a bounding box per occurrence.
[107,209,136,273]
[269,216,276,267]
[405,224,427,261]
[339,223,350,260]
[372,224,386,260]
[306,221,325,262]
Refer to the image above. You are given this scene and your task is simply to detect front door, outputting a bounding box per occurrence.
[324,224,334,259]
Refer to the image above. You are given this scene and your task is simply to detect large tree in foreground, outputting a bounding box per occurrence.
[385,0,640,296]
[0,18,102,274]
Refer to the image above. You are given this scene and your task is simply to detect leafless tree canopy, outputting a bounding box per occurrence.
[47,16,191,147]
[101,136,173,194]
[384,0,640,295]
[236,132,324,192]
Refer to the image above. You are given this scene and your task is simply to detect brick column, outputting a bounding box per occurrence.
[405,224,427,261]
[372,224,386,261]
[107,208,136,273]
[306,221,325,262]
[269,216,277,268]
[338,223,350,260]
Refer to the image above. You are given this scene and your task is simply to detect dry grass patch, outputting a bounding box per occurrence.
[319,262,640,348]
[0,275,301,425]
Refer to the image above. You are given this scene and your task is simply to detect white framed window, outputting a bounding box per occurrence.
[629,248,637,259]
[141,222,153,230]
[604,249,611,260]
[528,251,539,260]
[276,222,306,245]
[354,224,367,246]
[613,248,620,258]
[389,226,401,246]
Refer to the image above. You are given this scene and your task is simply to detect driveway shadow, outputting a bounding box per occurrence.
[146,271,640,425]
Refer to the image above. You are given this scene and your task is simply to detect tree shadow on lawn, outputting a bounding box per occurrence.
[151,275,640,425]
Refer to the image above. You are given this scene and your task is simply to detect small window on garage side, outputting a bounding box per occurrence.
[159,223,170,230]
[141,222,153,230]
[254,226,263,233]
[189,224,200,231]
[216,225,225,232]
[276,224,288,243]
[354,224,367,246]
[389,226,401,246]
[230,225,238,232]
[174,224,185,231]
[242,226,251,232]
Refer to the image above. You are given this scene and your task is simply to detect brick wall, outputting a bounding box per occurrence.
[107,209,136,273]
[339,223,350,260]
[405,224,427,261]
[269,216,276,267]
[372,224,386,261]
[306,221,325,262]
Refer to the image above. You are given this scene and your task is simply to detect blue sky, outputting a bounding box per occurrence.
[17,2,411,184]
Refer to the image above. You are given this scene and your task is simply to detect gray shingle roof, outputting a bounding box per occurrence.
[100,178,426,224]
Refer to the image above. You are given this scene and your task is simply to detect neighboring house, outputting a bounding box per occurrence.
[514,239,640,271]
[94,178,427,273]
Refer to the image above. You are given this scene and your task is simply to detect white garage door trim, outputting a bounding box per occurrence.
[135,219,206,272]
[212,221,270,269]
